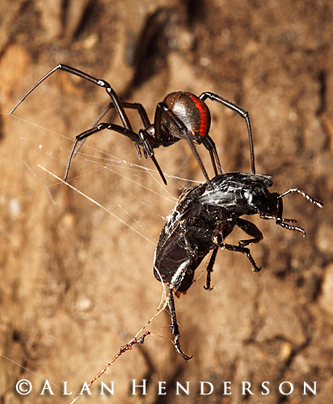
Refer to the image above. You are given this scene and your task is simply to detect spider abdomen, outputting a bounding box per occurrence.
[163,91,211,143]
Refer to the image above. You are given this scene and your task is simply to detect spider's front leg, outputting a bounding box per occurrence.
[10,64,133,133]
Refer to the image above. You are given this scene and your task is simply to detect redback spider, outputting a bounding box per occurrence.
[10,64,256,184]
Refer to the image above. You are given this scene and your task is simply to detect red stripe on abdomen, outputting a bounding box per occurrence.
[186,92,210,139]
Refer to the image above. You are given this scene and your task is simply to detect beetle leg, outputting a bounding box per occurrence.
[221,243,262,272]
[204,247,218,290]
[236,218,263,247]
[168,287,193,362]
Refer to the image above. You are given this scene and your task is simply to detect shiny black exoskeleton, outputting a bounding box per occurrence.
[154,172,323,361]
[9,64,256,184]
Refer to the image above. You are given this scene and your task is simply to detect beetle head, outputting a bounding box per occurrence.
[242,180,280,217]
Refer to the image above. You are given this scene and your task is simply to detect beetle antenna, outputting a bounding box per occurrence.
[278,188,324,208]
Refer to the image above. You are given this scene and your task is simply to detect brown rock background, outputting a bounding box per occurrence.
[0,1,332,403]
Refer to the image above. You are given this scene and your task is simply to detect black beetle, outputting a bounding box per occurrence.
[153,172,323,361]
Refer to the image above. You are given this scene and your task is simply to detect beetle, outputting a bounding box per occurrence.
[153,172,323,361]
[9,64,256,185]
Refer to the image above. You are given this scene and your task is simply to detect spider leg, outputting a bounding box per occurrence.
[73,103,123,158]
[65,122,167,184]
[10,64,134,132]
[10,65,133,132]
[11,64,146,161]
[168,286,193,362]
[91,101,151,126]
[9,63,167,183]
[120,101,151,127]
[64,123,142,181]
[202,135,223,175]
[75,101,152,159]
[155,102,212,186]
[97,101,152,159]
[199,92,256,175]
[138,130,167,184]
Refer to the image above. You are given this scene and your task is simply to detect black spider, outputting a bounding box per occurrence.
[10,64,256,184]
